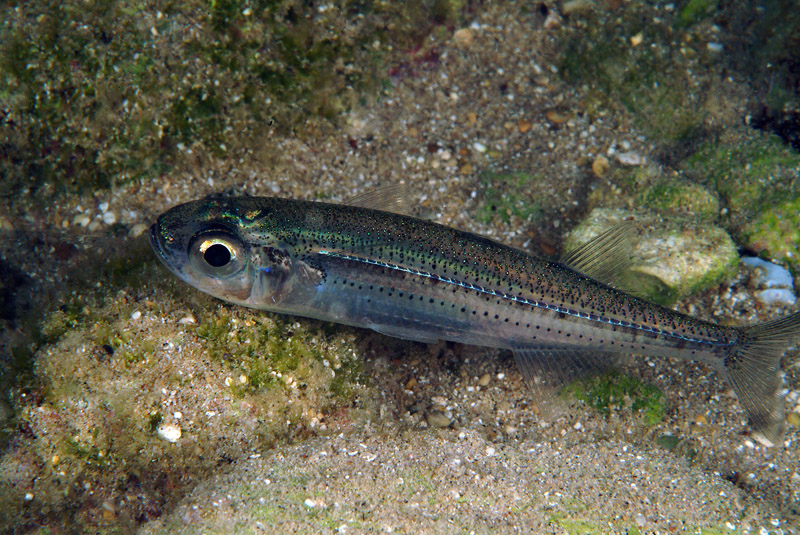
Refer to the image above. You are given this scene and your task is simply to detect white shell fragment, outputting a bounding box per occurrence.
[157,424,182,443]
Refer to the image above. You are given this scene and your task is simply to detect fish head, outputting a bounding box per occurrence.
[150,197,315,309]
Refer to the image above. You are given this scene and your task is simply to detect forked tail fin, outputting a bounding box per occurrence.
[723,312,800,443]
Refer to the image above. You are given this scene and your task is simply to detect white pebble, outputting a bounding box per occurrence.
[178,315,196,325]
[102,211,116,225]
[98,202,109,212]
[615,151,643,165]
[473,141,487,153]
[157,424,181,443]
[73,214,91,227]
[129,223,149,238]
[130,311,141,320]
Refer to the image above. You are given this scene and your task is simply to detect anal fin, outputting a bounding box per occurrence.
[513,346,617,392]
[368,322,441,344]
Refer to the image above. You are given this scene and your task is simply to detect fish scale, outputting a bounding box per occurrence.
[151,195,800,441]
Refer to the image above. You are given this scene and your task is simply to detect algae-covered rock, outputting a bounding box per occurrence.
[683,127,800,236]
[565,208,738,305]
[0,265,372,531]
[638,179,719,220]
[745,193,800,274]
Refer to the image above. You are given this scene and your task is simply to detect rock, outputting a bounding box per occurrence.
[565,208,738,305]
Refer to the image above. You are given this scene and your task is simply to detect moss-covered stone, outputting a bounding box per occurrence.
[683,127,800,237]
[565,207,738,305]
[745,193,800,274]
[639,179,719,220]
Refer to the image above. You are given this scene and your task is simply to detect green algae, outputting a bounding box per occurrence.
[745,193,800,273]
[473,170,544,225]
[684,129,800,226]
[0,0,469,198]
[639,180,719,221]
[564,371,665,426]
[558,3,706,143]
[676,0,719,28]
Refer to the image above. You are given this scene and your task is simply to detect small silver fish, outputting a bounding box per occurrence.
[150,194,799,441]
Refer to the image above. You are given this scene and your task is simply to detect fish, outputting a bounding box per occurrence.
[149,193,800,441]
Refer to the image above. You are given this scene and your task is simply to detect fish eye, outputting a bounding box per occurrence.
[189,231,247,277]
[203,242,232,267]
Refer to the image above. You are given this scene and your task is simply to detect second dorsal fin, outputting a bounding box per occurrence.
[560,224,635,286]
[560,223,667,299]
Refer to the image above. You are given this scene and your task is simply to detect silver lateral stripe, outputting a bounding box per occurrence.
[317,250,731,348]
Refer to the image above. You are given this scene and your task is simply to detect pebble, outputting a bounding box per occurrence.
[129,223,149,238]
[478,373,491,386]
[453,28,473,47]
[592,154,610,177]
[741,257,796,306]
[787,412,800,427]
[545,110,568,124]
[426,411,451,428]
[73,214,91,227]
[518,118,531,133]
[178,314,196,325]
[157,424,181,443]
[130,311,141,320]
[102,211,116,225]
[615,151,643,165]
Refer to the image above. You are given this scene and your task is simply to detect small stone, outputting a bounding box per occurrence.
[102,211,116,225]
[130,311,141,320]
[453,28,473,47]
[459,163,474,175]
[129,223,149,238]
[157,424,181,443]
[472,141,487,153]
[178,314,196,325]
[518,118,531,133]
[478,373,491,386]
[695,414,707,425]
[545,110,568,124]
[405,377,417,390]
[592,154,610,177]
[73,214,91,227]
[787,412,800,427]
[426,411,451,428]
[465,112,477,125]
[615,151,643,165]
[561,0,594,15]
[630,32,643,46]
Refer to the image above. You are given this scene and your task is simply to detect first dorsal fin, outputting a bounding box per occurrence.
[560,223,667,299]
[344,183,412,215]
